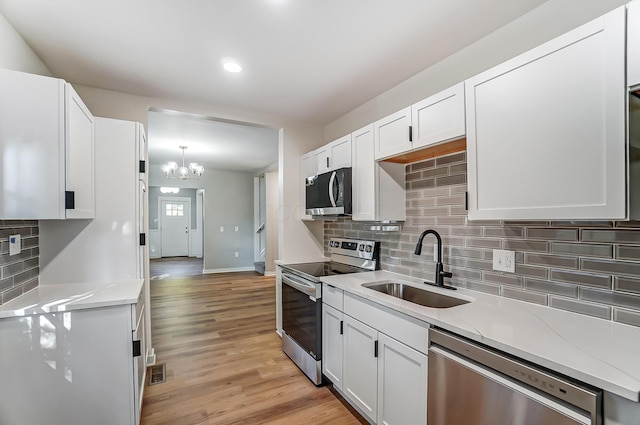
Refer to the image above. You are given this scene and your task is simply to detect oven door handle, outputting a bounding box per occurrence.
[282,273,317,298]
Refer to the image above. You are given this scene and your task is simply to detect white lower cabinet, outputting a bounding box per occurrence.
[343,314,379,422]
[0,302,144,425]
[322,304,344,390]
[322,284,429,425]
[377,333,428,425]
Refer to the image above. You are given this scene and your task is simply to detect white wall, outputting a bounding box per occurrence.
[0,12,51,76]
[74,85,327,263]
[324,0,629,141]
[265,169,279,274]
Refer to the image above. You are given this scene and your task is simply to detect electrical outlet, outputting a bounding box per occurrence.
[234,252,239,258]
[493,249,515,273]
[235,226,239,232]
[9,234,20,256]
[433,244,438,262]
[220,226,224,232]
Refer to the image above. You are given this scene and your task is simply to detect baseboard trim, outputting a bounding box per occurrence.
[264,271,276,277]
[203,266,255,274]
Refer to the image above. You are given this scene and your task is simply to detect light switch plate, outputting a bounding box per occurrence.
[9,234,20,256]
[493,249,515,273]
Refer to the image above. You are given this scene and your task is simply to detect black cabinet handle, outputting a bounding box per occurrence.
[133,340,141,357]
[326,157,330,168]
[409,125,413,142]
[374,340,379,358]
[340,320,344,335]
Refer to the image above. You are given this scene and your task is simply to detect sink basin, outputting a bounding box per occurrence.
[362,282,470,308]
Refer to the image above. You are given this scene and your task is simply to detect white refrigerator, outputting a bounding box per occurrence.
[39,117,154,409]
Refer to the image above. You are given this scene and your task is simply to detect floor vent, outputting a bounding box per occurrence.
[148,363,166,385]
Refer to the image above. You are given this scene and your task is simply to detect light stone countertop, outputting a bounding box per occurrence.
[321,270,640,402]
[0,279,144,319]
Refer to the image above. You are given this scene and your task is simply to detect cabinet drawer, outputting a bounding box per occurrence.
[323,283,344,310]
[344,292,430,354]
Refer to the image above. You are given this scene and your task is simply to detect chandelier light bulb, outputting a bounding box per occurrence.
[161,146,204,180]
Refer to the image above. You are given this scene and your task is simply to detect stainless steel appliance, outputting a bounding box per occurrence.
[305,167,352,216]
[280,237,379,385]
[428,329,602,425]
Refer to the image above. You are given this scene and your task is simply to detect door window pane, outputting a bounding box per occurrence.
[165,203,184,216]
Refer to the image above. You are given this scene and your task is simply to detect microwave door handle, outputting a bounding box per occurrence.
[329,171,337,207]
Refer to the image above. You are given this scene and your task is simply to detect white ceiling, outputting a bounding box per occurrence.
[0,0,549,126]
[1,0,549,174]
[147,110,279,173]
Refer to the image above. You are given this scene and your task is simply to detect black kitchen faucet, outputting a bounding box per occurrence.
[414,229,456,290]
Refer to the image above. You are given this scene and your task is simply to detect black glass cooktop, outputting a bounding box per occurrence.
[281,261,365,279]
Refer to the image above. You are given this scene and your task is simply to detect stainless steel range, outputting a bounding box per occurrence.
[280,237,380,385]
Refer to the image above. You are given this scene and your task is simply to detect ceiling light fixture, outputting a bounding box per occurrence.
[160,187,180,194]
[161,146,204,180]
[223,61,242,73]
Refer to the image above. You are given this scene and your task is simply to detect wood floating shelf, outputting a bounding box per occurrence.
[382,137,466,164]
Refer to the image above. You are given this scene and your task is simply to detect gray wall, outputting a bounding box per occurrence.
[325,153,640,329]
[149,186,197,230]
[149,164,255,271]
[0,221,39,305]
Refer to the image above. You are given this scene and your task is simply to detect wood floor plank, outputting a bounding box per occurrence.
[141,271,365,425]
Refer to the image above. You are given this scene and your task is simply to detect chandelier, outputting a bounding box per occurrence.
[161,146,204,180]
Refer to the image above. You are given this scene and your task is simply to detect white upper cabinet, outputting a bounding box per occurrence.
[313,145,331,174]
[328,135,352,169]
[352,124,405,221]
[465,6,626,220]
[411,83,465,150]
[629,0,640,88]
[0,70,95,219]
[374,107,412,160]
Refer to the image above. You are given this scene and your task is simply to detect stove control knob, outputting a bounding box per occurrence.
[359,244,365,251]
[366,245,373,253]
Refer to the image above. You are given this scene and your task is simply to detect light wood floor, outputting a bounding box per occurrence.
[150,257,204,280]
[140,271,365,425]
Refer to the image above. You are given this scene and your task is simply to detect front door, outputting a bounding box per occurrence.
[160,199,190,257]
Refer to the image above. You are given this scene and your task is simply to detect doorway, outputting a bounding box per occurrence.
[159,197,191,257]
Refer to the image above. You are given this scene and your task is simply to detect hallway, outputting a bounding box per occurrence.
[140,271,364,425]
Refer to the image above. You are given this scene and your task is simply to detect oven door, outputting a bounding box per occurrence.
[281,273,322,359]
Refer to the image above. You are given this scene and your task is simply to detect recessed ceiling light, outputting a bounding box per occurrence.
[223,62,242,73]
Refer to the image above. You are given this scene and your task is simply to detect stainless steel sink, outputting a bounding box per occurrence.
[362,282,470,308]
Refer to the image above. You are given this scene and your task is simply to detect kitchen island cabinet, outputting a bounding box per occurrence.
[0,69,94,219]
[0,280,144,425]
[465,5,626,220]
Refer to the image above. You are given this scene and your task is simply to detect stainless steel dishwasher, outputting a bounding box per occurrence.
[428,329,602,425]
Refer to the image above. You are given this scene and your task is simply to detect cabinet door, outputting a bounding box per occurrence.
[343,315,378,422]
[300,153,315,220]
[322,304,344,390]
[377,334,428,425]
[65,83,95,218]
[314,146,331,174]
[629,1,640,88]
[412,83,465,149]
[466,6,626,220]
[329,135,352,169]
[374,107,412,160]
[352,125,376,221]
[0,70,65,219]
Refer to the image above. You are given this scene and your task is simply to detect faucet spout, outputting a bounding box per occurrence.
[414,229,454,289]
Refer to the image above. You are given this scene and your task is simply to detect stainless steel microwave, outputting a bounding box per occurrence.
[305,167,352,216]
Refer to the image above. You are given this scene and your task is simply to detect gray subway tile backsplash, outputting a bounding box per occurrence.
[613,308,640,327]
[502,287,548,306]
[325,153,640,329]
[549,296,612,320]
[0,221,39,306]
